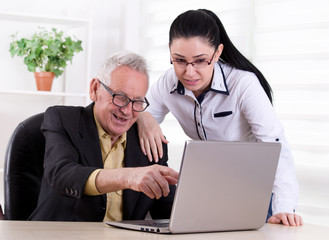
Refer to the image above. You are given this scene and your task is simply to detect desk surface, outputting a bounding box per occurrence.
[1,221,328,240]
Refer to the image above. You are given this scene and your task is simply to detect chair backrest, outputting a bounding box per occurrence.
[4,113,45,220]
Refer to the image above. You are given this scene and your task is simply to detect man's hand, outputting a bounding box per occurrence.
[267,213,303,226]
[126,165,178,199]
[137,112,168,163]
[95,165,178,199]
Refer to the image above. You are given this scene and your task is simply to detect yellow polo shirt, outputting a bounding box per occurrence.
[84,113,126,222]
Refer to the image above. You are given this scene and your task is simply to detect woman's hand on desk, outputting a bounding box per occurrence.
[267,213,303,226]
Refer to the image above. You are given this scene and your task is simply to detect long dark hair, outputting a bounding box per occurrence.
[169,9,273,103]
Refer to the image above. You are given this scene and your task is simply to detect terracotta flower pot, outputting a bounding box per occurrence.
[34,72,55,91]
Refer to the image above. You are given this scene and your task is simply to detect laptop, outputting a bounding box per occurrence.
[106,140,281,234]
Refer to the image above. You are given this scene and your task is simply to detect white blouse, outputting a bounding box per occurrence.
[146,62,299,214]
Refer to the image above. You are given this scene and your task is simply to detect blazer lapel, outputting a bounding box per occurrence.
[78,103,106,205]
[78,103,103,168]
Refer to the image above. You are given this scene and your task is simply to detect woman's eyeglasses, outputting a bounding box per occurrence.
[170,51,216,69]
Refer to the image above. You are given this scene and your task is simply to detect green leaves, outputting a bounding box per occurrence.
[9,27,83,77]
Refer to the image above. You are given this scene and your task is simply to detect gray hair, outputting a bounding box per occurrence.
[96,51,149,86]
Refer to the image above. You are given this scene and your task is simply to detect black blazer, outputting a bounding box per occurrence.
[29,103,175,221]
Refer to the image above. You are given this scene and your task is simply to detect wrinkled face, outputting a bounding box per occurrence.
[90,65,148,141]
[170,37,223,98]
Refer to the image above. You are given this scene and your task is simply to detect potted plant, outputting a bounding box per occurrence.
[9,27,83,91]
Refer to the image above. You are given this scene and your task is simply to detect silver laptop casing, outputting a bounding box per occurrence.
[107,140,281,234]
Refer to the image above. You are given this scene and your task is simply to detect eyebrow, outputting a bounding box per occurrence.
[172,53,208,59]
[112,90,145,100]
[100,80,146,100]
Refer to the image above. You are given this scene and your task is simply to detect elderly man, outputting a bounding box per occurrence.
[29,52,178,221]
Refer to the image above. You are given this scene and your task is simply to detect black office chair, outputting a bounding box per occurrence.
[2,113,45,220]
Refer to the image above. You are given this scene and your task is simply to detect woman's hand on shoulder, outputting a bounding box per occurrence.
[137,112,168,162]
[267,212,303,226]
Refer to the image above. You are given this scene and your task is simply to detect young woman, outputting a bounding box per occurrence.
[137,9,303,226]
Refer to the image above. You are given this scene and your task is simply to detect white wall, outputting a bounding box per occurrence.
[0,0,129,211]
[0,0,184,215]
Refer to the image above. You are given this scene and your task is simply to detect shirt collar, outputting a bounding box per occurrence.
[170,62,229,96]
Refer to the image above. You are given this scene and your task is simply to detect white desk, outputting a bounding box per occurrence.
[1,221,328,240]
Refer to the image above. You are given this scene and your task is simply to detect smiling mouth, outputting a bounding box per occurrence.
[114,114,128,122]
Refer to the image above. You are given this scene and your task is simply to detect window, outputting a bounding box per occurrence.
[139,0,329,226]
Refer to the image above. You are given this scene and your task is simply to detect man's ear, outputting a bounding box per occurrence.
[89,78,99,102]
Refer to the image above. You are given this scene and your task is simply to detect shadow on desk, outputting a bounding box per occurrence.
[0,205,4,220]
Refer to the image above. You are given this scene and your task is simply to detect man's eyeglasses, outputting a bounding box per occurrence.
[170,50,217,69]
[99,80,149,112]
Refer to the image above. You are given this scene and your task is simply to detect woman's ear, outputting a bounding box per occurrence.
[216,44,224,60]
[89,78,99,102]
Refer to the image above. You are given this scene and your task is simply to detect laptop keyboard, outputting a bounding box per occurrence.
[141,222,169,228]
[138,219,169,228]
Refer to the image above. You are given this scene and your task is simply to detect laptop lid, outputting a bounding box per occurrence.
[106,140,281,234]
[168,140,281,233]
